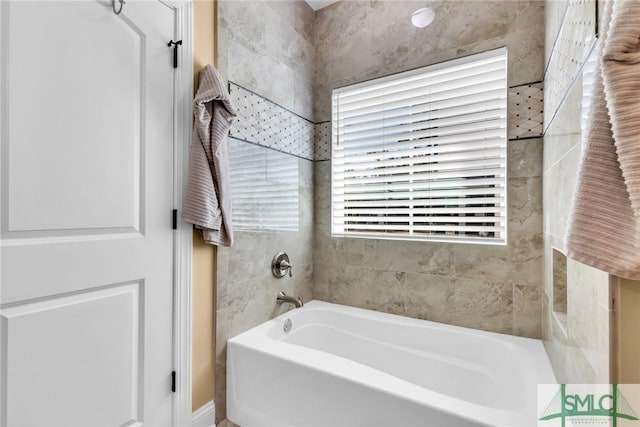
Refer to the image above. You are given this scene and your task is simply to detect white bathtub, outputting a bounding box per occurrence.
[227,301,556,426]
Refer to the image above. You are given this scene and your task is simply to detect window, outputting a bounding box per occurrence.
[331,48,508,245]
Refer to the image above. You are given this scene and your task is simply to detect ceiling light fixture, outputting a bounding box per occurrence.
[411,7,435,28]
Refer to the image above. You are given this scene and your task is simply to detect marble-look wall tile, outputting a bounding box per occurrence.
[543,75,583,174]
[313,122,330,161]
[311,0,545,339]
[552,248,568,313]
[219,0,315,121]
[505,26,545,86]
[513,284,543,338]
[312,160,330,226]
[227,39,297,114]
[545,0,569,66]
[508,177,543,236]
[542,0,609,386]
[517,0,546,31]
[216,2,315,421]
[314,0,545,122]
[316,266,514,335]
[543,144,580,240]
[542,292,599,383]
[453,244,511,282]
[403,274,514,335]
[566,259,609,381]
[508,138,543,179]
[543,0,596,131]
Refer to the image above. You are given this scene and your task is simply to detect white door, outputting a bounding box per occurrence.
[0,1,180,425]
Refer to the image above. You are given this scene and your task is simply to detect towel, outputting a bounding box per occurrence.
[183,65,237,246]
[566,0,640,280]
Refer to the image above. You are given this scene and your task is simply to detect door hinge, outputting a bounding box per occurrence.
[167,40,182,68]
[171,370,176,393]
[172,209,178,230]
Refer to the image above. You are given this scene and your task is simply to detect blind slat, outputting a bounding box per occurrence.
[335,88,506,127]
[337,60,506,105]
[334,186,506,201]
[336,72,506,114]
[334,119,506,150]
[338,223,505,232]
[333,148,506,172]
[336,139,507,164]
[334,79,506,120]
[334,216,505,224]
[337,207,506,216]
[335,100,506,138]
[337,109,506,144]
[337,53,505,100]
[333,197,505,207]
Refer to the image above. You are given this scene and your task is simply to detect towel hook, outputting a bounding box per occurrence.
[112,0,125,15]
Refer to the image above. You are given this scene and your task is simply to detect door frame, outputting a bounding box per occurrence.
[164,0,194,425]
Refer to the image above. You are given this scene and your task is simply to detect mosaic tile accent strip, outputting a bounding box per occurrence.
[544,0,597,131]
[509,82,544,140]
[314,122,331,161]
[229,82,315,160]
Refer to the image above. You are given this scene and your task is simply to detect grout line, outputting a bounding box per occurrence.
[542,40,598,136]
[229,136,314,162]
[542,129,581,175]
[509,135,543,142]
[509,80,543,89]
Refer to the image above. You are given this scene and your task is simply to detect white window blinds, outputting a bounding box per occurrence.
[331,48,508,245]
[230,139,299,232]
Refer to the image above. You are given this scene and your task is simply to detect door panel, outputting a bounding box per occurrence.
[0,1,177,425]
[3,282,142,426]
[5,1,142,235]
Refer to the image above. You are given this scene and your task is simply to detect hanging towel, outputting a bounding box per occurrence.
[183,65,237,246]
[566,0,640,280]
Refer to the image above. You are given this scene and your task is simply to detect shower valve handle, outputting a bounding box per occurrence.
[271,252,293,278]
[279,259,293,277]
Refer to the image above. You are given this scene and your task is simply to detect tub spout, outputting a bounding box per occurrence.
[277,291,303,308]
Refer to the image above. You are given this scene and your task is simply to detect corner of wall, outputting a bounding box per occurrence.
[541,0,610,384]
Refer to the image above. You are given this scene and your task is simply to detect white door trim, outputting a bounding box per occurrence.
[165,1,194,426]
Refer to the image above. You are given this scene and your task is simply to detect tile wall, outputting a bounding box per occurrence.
[313,0,546,338]
[214,0,316,422]
[541,0,610,383]
[210,0,609,421]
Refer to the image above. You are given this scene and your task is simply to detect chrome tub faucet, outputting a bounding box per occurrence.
[277,291,303,308]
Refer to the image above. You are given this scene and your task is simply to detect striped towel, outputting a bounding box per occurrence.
[183,65,237,246]
[566,0,640,279]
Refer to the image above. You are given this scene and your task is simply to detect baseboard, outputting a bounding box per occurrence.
[192,400,215,427]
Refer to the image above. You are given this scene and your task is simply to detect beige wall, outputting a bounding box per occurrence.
[214,1,316,422]
[612,278,640,383]
[192,0,216,413]
[541,0,610,383]
[313,0,545,338]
